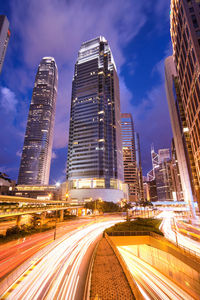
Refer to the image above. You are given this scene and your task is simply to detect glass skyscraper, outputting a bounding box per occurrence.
[0,15,10,74]
[67,36,125,204]
[18,57,58,185]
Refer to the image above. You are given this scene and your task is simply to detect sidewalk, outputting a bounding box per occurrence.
[90,237,135,300]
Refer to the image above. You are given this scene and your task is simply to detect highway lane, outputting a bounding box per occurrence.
[159,212,200,256]
[1,219,119,300]
[0,218,95,280]
[118,246,194,300]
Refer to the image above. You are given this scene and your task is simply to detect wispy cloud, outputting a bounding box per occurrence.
[0,86,18,113]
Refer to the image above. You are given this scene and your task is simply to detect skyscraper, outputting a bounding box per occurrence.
[170,0,200,211]
[165,55,197,213]
[18,57,58,185]
[0,15,10,74]
[121,113,138,201]
[67,36,125,204]
[134,132,144,201]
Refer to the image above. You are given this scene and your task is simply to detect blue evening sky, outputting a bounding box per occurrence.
[0,0,172,184]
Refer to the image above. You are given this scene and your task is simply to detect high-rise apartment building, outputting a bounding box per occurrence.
[170,0,200,211]
[121,113,138,201]
[18,57,58,185]
[0,15,10,74]
[165,55,197,212]
[67,37,126,204]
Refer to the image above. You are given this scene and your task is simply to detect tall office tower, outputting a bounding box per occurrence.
[18,57,58,185]
[165,55,197,213]
[170,0,200,211]
[67,37,125,204]
[0,15,10,74]
[121,113,138,202]
[134,132,144,201]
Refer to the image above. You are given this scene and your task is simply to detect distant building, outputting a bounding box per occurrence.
[158,149,170,163]
[147,147,183,202]
[170,0,200,212]
[134,132,144,201]
[0,15,10,74]
[18,57,58,185]
[67,37,126,204]
[170,139,184,202]
[154,160,174,202]
[121,113,138,201]
[0,172,15,195]
[148,179,158,202]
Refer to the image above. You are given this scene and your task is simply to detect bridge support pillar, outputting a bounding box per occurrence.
[41,212,47,226]
[16,215,21,226]
[59,210,64,222]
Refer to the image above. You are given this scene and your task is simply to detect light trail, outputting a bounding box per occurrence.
[159,212,200,256]
[118,246,194,300]
[1,220,118,300]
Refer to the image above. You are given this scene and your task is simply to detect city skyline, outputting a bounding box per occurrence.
[0,0,172,184]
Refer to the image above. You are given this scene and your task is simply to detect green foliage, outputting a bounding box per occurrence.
[105,218,163,235]
[0,223,54,244]
[30,215,41,228]
[84,200,120,213]
[6,225,21,236]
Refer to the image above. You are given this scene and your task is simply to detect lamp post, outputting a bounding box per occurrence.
[173,217,178,247]
[54,210,57,240]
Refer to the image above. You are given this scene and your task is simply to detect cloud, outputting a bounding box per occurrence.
[16,150,22,157]
[0,86,18,113]
[51,151,57,160]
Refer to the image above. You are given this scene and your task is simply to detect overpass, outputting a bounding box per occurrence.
[0,195,83,223]
[152,201,189,211]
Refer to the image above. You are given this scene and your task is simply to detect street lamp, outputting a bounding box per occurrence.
[54,210,58,240]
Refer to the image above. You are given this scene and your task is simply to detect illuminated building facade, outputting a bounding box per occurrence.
[148,147,182,202]
[18,57,58,185]
[170,0,200,211]
[165,55,197,212]
[67,37,125,204]
[134,132,144,201]
[0,15,10,74]
[121,114,143,202]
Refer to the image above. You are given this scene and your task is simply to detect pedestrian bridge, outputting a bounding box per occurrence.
[0,195,82,218]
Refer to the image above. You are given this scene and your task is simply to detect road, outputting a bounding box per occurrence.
[159,212,200,257]
[118,246,194,300]
[1,217,119,299]
[0,218,94,280]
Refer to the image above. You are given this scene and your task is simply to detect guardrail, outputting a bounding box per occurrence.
[106,231,200,262]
